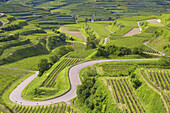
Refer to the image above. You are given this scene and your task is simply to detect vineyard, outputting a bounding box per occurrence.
[68,42,85,48]
[106,77,145,113]
[141,69,170,90]
[13,103,80,113]
[140,69,170,110]
[41,58,81,87]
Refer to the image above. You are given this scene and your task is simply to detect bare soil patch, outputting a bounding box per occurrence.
[62,27,86,42]
[146,19,162,24]
[123,28,140,37]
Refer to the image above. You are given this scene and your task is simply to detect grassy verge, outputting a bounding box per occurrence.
[2,72,34,109]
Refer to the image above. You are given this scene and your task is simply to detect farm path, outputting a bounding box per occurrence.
[103,37,109,45]
[105,26,115,34]
[61,27,86,42]
[10,58,158,106]
[0,21,4,27]
[136,20,166,56]
[143,41,165,56]
[139,70,169,113]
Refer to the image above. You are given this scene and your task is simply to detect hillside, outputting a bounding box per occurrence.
[0,1,170,113]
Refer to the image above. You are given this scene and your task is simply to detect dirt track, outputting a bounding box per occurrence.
[62,27,86,42]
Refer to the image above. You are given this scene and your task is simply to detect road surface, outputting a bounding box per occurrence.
[10,58,159,105]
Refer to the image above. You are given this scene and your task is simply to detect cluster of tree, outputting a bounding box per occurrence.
[3,39,30,49]
[80,66,97,80]
[110,21,125,28]
[159,56,170,66]
[20,28,46,35]
[77,78,118,112]
[7,17,16,22]
[1,21,28,31]
[47,33,67,50]
[0,33,19,42]
[96,44,142,57]
[130,73,142,89]
[84,25,99,49]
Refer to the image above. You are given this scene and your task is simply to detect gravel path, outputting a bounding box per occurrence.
[10,58,158,105]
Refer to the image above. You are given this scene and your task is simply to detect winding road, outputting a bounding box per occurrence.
[10,58,159,105]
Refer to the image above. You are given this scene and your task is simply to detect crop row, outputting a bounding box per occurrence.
[42,58,81,87]
[13,103,78,113]
[145,69,170,90]
[107,78,145,113]
[68,42,85,47]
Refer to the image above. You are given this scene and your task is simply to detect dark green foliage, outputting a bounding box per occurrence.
[38,59,51,77]
[3,39,30,49]
[159,56,170,66]
[130,71,142,89]
[131,77,142,89]
[20,28,46,35]
[77,79,121,113]
[77,78,96,103]
[85,25,99,49]
[47,35,66,50]
[0,33,19,42]
[132,47,142,54]
[7,17,16,22]
[96,44,132,57]
[1,21,28,31]
[49,55,59,64]
[80,66,97,80]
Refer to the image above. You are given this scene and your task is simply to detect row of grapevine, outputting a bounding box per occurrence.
[142,46,159,54]
[42,58,81,87]
[107,78,145,113]
[144,69,170,91]
[68,42,85,48]
[140,69,170,111]
[13,103,79,113]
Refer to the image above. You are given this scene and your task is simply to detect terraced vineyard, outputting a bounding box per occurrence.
[140,69,170,111]
[13,103,79,113]
[106,78,145,113]
[141,69,170,90]
[42,58,81,87]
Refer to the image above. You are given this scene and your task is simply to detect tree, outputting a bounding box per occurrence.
[50,55,59,64]
[159,56,170,66]
[38,59,50,76]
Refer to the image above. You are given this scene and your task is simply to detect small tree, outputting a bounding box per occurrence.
[38,59,50,77]
[50,55,59,64]
[159,56,170,66]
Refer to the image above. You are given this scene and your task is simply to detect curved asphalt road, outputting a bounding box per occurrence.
[10,58,158,105]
